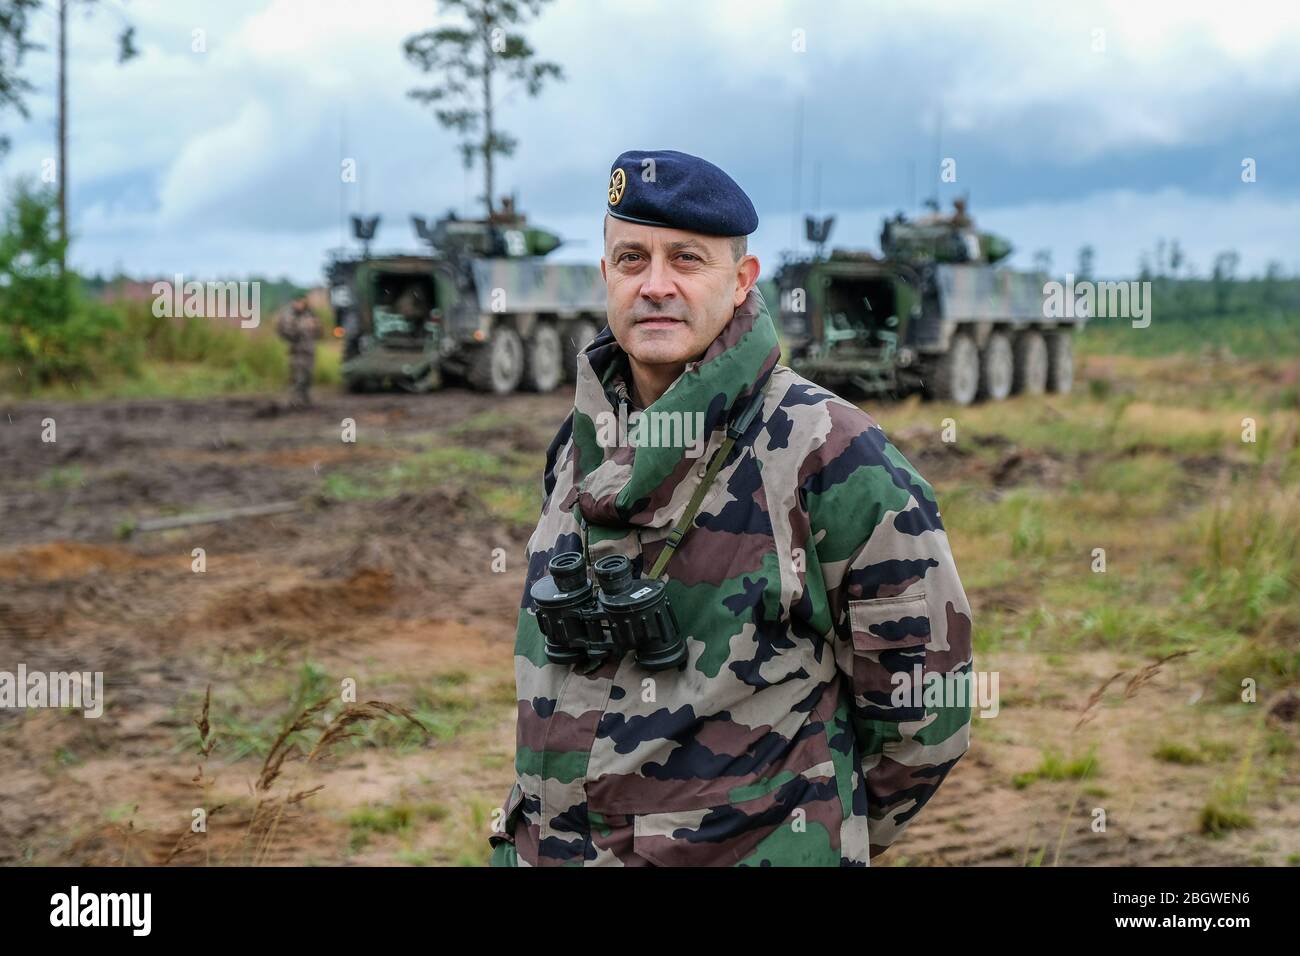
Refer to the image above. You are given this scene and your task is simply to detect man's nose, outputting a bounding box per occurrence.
[638,256,677,302]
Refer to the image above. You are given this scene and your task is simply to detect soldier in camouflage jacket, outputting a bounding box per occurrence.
[274,296,320,408]
[489,150,973,866]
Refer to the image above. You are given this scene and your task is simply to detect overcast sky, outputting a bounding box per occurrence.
[1,0,1297,284]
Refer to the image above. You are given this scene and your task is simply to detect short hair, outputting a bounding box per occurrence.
[604,214,747,262]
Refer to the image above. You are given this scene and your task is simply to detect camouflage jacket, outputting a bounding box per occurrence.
[491,288,973,866]
[274,306,320,356]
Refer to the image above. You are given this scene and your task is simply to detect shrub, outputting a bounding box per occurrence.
[0,179,119,389]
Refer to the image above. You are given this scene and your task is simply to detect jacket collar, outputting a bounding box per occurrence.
[566,287,780,530]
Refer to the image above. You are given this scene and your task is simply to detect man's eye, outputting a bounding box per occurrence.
[619,253,642,263]
[677,253,700,262]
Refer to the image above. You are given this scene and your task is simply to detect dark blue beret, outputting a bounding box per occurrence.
[605,149,758,237]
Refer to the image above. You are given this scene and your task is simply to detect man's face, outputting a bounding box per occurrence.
[601,216,759,368]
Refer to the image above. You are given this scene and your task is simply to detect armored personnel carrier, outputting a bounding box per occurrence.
[774,199,1087,405]
[326,199,606,394]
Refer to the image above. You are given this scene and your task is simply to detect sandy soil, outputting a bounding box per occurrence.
[0,378,1294,866]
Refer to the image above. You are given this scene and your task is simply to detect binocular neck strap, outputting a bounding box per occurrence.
[648,385,768,581]
[571,502,590,564]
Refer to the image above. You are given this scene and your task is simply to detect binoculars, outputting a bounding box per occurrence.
[530,551,686,671]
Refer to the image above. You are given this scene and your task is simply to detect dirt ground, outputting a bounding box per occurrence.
[0,373,1295,866]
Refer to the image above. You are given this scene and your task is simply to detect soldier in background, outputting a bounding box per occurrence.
[274,295,321,408]
[392,285,425,324]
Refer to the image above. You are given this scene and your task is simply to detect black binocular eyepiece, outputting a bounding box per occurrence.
[531,551,686,671]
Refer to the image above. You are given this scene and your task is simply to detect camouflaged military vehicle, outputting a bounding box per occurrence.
[327,252,444,392]
[774,199,1086,406]
[327,201,606,394]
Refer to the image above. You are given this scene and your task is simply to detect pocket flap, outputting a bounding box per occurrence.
[849,591,931,652]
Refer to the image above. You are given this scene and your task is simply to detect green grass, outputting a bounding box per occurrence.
[396,848,434,866]
[1154,742,1205,765]
[1199,785,1254,836]
[1012,746,1100,789]
[174,660,511,764]
[439,799,494,867]
[5,298,339,400]
[347,801,449,835]
[103,803,137,823]
[934,365,1297,697]
[345,798,493,866]
[1080,310,1300,360]
[42,345,339,400]
[319,443,541,527]
[173,660,336,762]
[38,466,85,491]
[449,409,528,437]
[1154,738,1238,765]
[366,671,505,751]
[322,446,532,501]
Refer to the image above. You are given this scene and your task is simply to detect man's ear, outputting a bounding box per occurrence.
[733,254,761,307]
[600,257,608,283]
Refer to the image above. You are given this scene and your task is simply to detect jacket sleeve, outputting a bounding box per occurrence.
[808,415,974,858]
[273,307,291,341]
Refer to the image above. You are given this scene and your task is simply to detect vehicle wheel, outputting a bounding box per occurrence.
[523,323,564,393]
[979,332,1014,401]
[468,325,525,394]
[1012,331,1049,395]
[1047,331,1074,394]
[345,376,368,394]
[563,319,600,381]
[928,331,980,406]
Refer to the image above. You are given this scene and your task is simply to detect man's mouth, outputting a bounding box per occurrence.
[635,315,686,329]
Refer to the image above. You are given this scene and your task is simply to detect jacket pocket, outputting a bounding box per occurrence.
[489,781,526,850]
[632,804,743,867]
[630,763,841,867]
[847,591,931,722]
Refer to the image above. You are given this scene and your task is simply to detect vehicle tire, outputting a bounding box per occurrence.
[523,323,564,393]
[345,375,368,394]
[468,325,525,394]
[1012,331,1049,395]
[1047,331,1074,394]
[928,331,980,406]
[979,332,1014,401]
[563,319,600,381]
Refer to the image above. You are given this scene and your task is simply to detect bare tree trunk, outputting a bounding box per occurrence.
[57,0,68,271]
[482,29,494,219]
